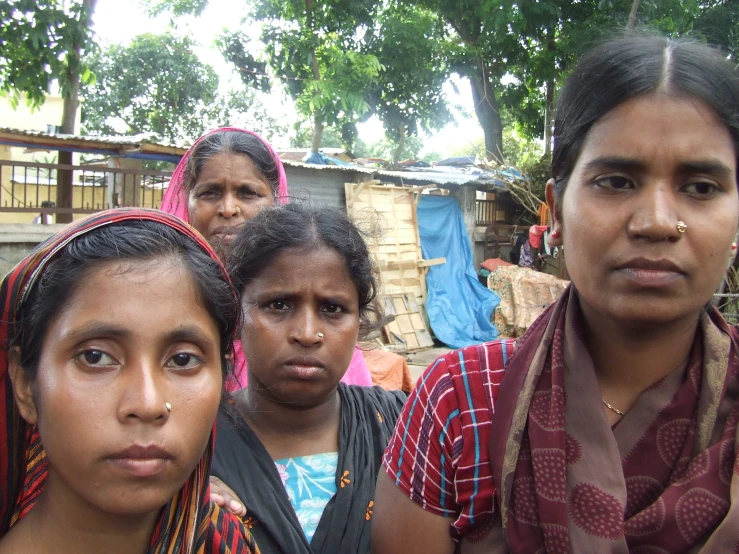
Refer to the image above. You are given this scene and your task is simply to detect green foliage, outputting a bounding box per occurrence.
[0,0,96,108]
[292,124,345,149]
[355,135,425,162]
[215,0,382,148]
[143,0,209,17]
[364,4,453,150]
[81,33,221,141]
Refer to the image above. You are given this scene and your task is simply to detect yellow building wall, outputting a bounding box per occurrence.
[0,93,82,164]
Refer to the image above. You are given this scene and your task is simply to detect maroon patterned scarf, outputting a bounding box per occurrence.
[486,286,739,553]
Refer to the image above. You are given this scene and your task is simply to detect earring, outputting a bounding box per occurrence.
[732,243,737,251]
[551,230,561,239]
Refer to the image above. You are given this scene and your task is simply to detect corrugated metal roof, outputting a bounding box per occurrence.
[375,169,497,187]
[280,160,375,174]
[0,127,187,162]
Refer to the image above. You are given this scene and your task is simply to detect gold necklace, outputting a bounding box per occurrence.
[602,398,625,416]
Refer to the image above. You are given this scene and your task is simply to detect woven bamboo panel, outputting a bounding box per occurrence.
[346,182,434,351]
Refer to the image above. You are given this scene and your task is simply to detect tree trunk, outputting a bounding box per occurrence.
[310,114,324,155]
[467,62,503,162]
[627,0,641,31]
[57,0,98,223]
[392,126,406,165]
[544,76,555,157]
[305,0,323,155]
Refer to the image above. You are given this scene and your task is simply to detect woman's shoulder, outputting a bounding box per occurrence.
[340,383,407,417]
[421,338,516,388]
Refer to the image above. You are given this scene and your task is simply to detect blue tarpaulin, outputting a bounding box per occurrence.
[417,195,500,349]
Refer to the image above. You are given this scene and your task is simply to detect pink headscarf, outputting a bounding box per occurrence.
[161,127,372,391]
[160,126,289,217]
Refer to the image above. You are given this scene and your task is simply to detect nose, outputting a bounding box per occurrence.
[289,306,323,348]
[627,181,681,242]
[218,192,242,219]
[117,363,169,424]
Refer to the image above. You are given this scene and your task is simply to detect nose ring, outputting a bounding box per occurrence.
[676,221,687,234]
[165,402,172,413]
[235,206,241,215]
[317,332,324,338]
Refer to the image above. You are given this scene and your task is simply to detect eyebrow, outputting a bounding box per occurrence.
[165,326,215,346]
[582,156,734,179]
[62,323,213,346]
[253,290,355,304]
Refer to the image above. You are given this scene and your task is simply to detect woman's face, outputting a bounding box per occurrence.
[241,246,360,408]
[188,153,275,258]
[12,259,223,517]
[548,94,739,328]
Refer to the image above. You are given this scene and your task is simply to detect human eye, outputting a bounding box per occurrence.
[321,303,345,315]
[238,186,259,198]
[592,175,635,191]
[196,187,219,199]
[266,300,291,311]
[682,181,720,198]
[164,353,203,370]
[76,349,118,368]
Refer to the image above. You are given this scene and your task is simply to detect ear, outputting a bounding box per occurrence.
[8,347,38,425]
[545,178,563,247]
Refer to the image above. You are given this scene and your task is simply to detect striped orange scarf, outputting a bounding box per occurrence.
[0,208,259,553]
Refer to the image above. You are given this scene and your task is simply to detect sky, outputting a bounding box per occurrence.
[92,0,485,157]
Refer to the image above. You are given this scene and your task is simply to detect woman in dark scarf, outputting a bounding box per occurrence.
[211,204,406,554]
[373,35,739,553]
[0,208,259,553]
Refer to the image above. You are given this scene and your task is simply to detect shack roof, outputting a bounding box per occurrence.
[0,127,514,191]
[0,127,187,163]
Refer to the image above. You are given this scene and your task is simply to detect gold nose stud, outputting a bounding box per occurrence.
[676,221,687,234]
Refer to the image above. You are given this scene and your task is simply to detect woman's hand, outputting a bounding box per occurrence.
[210,476,247,518]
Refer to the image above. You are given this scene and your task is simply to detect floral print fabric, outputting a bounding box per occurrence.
[274,453,339,542]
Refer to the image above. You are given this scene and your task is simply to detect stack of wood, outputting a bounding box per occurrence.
[345,181,444,352]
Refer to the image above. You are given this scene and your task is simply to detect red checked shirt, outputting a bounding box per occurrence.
[382,339,515,541]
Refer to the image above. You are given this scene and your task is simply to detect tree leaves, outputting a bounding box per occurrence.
[81,33,221,141]
[0,0,97,108]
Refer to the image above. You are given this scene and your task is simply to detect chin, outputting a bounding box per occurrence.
[605,296,704,329]
[93,486,182,517]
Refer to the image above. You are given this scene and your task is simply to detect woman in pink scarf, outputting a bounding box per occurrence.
[161,127,372,391]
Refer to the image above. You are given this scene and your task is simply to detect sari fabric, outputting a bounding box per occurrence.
[212,384,406,554]
[0,208,259,553]
[483,286,739,553]
[160,127,372,390]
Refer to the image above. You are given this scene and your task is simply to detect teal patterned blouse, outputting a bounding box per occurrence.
[274,452,339,542]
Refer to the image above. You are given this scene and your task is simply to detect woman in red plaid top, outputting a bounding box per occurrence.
[373,35,739,554]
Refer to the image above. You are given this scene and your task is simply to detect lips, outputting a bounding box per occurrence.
[211,225,241,238]
[615,257,686,287]
[282,356,327,380]
[105,444,174,478]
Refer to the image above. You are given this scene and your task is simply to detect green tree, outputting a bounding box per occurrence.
[365,4,453,163]
[401,0,529,161]
[82,33,220,142]
[1,0,98,221]
[215,0,382,154]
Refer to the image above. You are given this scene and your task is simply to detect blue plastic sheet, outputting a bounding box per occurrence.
[417,195,500,349]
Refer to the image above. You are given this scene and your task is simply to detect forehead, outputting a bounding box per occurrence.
[575,94,736,174]
[197,153,262,183]
[244,246,357,296]
[47,259,219,340]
